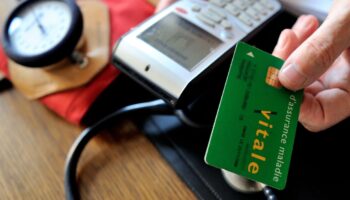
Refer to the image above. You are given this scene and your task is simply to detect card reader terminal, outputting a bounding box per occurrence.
[112,0,282,108]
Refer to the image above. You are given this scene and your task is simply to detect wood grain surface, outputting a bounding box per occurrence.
[0,0,196,199]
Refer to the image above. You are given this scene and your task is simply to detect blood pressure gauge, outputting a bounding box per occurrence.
[2,0,83,67]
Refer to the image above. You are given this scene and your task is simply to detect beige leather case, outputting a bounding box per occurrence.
[148,0,160,6]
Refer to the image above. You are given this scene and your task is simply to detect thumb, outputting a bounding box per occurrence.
[279,1,350,91]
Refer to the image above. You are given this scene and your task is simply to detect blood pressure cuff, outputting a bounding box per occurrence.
[0,0,155,124]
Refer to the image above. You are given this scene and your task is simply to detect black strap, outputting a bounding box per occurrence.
[0,74,12,92]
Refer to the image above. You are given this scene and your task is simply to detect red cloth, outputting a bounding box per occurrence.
[0,0,155,124]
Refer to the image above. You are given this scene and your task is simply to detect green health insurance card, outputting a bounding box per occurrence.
[205,42,302,190]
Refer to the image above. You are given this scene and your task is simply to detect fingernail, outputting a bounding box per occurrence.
[280,63,307,90]
[296,15,306,23]
[293,15,306,28]
[275,31,288,49]
[293,15,314,30]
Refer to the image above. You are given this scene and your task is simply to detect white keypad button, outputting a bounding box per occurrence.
[209,0,227,8]
[260,0,274,10]
[238,13,253,27]
[201,11,222,23]
[233,0,248,10]
[221,19,232,30]
[208,7,227,19]
[225,4,240,16]
[196,14,216,27]
[192,4,201,12]
[253,2,268,15]
[246,7,260,21]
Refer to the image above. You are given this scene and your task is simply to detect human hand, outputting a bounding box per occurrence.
[155,0,176,12]
[274,1,350,132]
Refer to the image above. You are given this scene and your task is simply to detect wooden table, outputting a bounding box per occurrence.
[0,1,196,199]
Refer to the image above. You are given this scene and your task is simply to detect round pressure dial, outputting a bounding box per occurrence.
[2,0,83,67]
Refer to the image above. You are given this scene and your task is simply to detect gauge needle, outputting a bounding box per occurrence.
[32,11,46,35]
